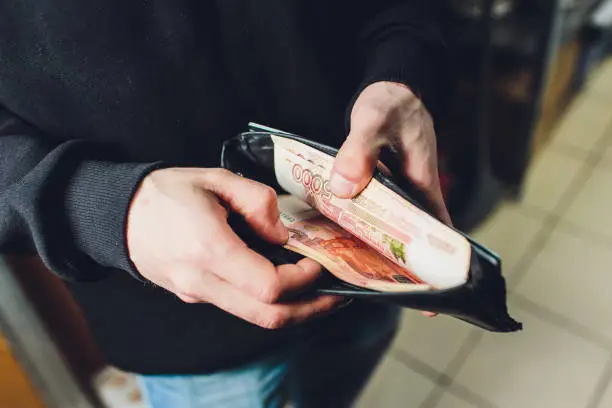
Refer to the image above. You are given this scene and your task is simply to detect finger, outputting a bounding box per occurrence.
[176,208,285,303]
[400,138,452,226]
[172,251,285,308]
[208,231,286,303]
[274,258,324,299]
[422,311,438,317]
[330,120,387,198]
[216,252,324,304]
[176,294,202,304]
[429,186,452,226]
[376,160,393,177]
[191,273,342,329]
[205,227,320,303]
[196,168,288,243]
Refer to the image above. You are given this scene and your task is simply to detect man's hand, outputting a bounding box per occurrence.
[126,167,341,329]
[331,81,450,318]
[330,81,451,225]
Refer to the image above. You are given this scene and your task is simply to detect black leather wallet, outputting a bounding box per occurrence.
[220,123,522,333]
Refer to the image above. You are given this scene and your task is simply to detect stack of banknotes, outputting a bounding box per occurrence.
[273,135,471,293]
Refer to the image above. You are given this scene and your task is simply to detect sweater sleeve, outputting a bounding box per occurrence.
[0,106,163,281]
[353,0,448,121]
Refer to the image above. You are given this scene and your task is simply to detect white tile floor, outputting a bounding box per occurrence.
[358,59,612,408]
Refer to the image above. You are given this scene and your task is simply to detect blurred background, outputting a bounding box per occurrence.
[1,0,612,407]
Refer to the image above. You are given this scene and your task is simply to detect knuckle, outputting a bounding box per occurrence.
[199,168,230,185]
[423,171,441,190]
[258,310,288,330]
[246,185,277,216]
[209,168,240,187]
[210,167,232,178]
[170,272,208,302]
[257,276,282,304]
[358,105,387,129]
[418,173,435,189]
[210,239,246,263]
[177,294,199,304]
[174,283,202,302]
[181,240,211,265]
[256,185,278,206]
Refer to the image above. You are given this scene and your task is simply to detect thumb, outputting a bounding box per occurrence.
[196,169,289,243]
[330,130,382,198]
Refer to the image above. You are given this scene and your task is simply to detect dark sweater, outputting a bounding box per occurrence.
[0,0,446,374]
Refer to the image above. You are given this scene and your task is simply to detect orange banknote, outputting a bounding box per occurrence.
[278,195,430,292]
[272,136,471,290]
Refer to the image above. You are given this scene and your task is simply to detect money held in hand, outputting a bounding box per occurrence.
[273,136,472,292]
[279,195,430,292]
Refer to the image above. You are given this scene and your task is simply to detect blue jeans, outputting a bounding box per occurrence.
[137,305,400,408]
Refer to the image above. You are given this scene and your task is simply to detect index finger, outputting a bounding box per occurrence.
[196,168,288,244]
[212,225,324,303]
[400,139,452,225]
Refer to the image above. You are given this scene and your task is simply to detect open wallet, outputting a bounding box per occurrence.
[220,123,522,333]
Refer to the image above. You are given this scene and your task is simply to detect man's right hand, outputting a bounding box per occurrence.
[126,167,342,329]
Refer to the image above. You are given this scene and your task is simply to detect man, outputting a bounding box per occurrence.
[0,1,449,406]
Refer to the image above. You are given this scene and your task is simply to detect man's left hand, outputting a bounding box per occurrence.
[330,81,450,319]
[330,81,451,225]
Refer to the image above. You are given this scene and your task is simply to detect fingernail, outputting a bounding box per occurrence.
[329,173,357,197]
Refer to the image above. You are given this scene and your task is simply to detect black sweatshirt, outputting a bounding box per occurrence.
[0,1,446,374]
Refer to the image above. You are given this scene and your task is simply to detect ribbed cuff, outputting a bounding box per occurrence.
[64,160,166,281]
